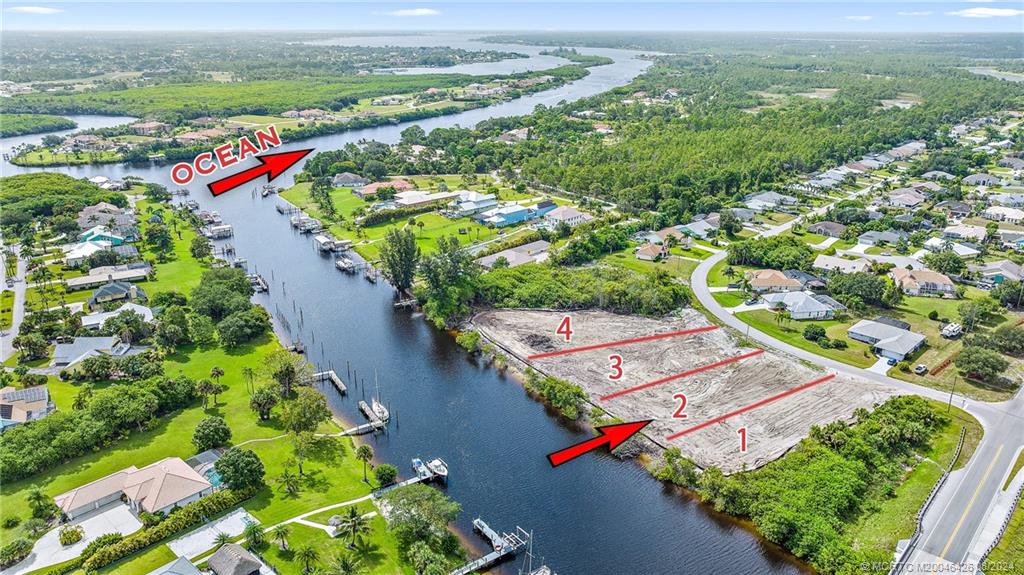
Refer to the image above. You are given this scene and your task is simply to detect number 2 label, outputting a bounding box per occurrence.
[556,315,573,342]
[672,393,687,419]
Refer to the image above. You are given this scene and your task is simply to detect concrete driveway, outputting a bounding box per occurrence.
[167,508,258,559]
[866,357,893,375]
[1,503,142,575]
[848,243,870,254]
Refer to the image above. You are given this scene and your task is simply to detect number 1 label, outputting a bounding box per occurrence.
[738,427,748,452]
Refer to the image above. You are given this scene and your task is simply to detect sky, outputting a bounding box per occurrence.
[2,1,1024,32]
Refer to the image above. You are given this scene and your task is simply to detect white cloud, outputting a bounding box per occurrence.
[964,0,995,3]
[381,8,440,17]
[844,15,873,21]
[5,6,63,14]
[897,11,933,16]
[946,7,1024,17]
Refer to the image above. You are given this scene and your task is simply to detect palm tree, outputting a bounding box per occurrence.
[214,531,232,548]
[271,524,291,551]
[210,366,225,383]
[295,544,321,574]
[196,379,216,408]
[25,486,49,517]
[211,382,229,406]
[241,366,256,396]
[277,469,301,495]
[72,384,93,410]
[243,521,264,550]
[355,445,374,483]
[337,506,370,549]
[330,552,364,575]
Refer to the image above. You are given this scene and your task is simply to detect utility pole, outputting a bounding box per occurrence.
[947,374,957,413]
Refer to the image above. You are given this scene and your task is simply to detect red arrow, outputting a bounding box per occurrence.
[207,148,314,197]
[547,420,652,468]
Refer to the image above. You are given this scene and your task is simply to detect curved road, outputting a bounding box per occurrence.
[690,199,1024,571]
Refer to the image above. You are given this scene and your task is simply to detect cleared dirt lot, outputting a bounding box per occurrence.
[473,309,895,473]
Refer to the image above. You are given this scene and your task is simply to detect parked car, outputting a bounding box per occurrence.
[745,296,759,305]
[914,364,928,375]
[886,358,898,366]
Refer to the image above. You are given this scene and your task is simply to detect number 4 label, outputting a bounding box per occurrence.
[556,315,573,342]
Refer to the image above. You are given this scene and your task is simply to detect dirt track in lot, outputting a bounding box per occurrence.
[473,309,895,473]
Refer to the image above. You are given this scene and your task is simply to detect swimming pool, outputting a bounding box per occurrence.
[203,469,223,488]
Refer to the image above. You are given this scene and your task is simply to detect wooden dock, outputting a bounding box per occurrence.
[248,273,269,293]
[450,523,529,575]
[358,400,386,431]
[311,370,346,394]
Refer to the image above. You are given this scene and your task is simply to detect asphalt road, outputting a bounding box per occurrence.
[689,195,1024,570]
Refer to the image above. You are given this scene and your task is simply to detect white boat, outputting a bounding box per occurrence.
[372,398,389,422]
[335,257,355,272]
[427,458,448,480]
[412,458,431,479]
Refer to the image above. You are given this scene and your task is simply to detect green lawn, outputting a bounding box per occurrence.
[735,309,877,368]
[1,290,14,329]
[260,518,413,575]
[848,402,982,557]
[888,291,1021,402]
[712,291,749,308]
[11,149,122,167]
[706,259,754,288]
[602,251,698,281]
[279,181,510,260]
[671,245,715,260]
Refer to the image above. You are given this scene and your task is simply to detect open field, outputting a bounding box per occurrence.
[473,309,894,473]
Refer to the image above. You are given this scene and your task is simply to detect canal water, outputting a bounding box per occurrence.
[0,38,808,575]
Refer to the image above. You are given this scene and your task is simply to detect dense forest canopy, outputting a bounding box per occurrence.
[0,32,527,83]
[0,173,127,232]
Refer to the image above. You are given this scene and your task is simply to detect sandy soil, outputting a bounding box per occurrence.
[473,309,895,473]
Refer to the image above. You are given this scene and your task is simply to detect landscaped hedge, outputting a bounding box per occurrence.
[43,533,123,575]
[0,539,32,569]
[359,204,436,227]
[82,487,256,572]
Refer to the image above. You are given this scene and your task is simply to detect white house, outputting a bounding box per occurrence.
[761,291,846,320]
[847,319,926,361]
[812,254,871,274]
[544,205,593,228]
[983,205,1024,225]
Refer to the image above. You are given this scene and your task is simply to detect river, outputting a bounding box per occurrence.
[0,37,808,575]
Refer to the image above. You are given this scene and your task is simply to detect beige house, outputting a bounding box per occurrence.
[890,268,957,298]
[636,243,667,261]
[747,269,802,293]
[55,457,212,520]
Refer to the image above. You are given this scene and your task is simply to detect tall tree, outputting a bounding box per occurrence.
[378,227,420,293]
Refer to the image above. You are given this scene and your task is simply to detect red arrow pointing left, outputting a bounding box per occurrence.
[547,420,652,468]
[207,148,314,197]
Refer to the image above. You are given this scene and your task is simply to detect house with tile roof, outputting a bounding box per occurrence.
[890,268,957,298]
[54,457,212,520]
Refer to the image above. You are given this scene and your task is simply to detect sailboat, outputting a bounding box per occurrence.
[518,532,554,575]
[371,370,389,422]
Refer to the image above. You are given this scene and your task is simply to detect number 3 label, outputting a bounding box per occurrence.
[608,354,623,380]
